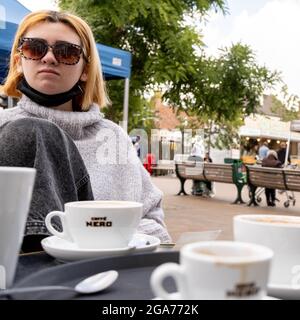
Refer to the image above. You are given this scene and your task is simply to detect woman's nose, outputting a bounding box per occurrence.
[40,48,59,65]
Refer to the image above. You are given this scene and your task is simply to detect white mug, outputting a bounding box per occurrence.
[151,241,273,300]
[45,200,143,249]
[234,214,300,286]
[0,167,36,288]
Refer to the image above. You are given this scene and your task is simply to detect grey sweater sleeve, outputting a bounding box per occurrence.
[121,133,172,243]
[136,160,172,243]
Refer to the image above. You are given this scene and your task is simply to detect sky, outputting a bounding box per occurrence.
[17,0,300,97]
[198,0,300,98]
[18,0,57,11]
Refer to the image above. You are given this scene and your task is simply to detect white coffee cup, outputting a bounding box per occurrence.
[0,167,36,288]
[45,200,143,249]
[234,214,300,286]
[151,241,273,300]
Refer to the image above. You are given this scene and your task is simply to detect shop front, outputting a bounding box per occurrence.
[239,115,300,165]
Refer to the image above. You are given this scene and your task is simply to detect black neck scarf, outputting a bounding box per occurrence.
[17,78,82,108]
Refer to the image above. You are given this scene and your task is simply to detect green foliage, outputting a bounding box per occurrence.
[165,43,281,149]
[102,80,158,134]
[58,0,226,131]
[166,43,280,120]
[271,86,300,122]
[207,118,243,150]
[58,1,280,151]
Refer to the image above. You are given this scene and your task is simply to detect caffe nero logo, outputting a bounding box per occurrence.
[226,282,260,298]
[86,217,113,227]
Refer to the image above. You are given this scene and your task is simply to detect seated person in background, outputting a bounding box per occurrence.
[204,152,212,163]
[188,141,204,162]
[204,152,215,197]
[188,142,204,195]
[262,150,282,207]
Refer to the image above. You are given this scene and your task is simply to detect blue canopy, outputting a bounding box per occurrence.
[97,43,131,80]
[0,0,131,82]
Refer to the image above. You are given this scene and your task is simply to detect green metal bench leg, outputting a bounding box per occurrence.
[177,177,188,195]
[247,185,258,206]
[232,184,245,204]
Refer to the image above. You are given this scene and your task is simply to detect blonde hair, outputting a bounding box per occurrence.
[2,10,109,110]
[267,150,278,159]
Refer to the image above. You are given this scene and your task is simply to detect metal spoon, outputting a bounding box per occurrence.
[0,270,118,298]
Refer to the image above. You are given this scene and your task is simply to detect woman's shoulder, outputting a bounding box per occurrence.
[0,106,24,126]
[100,117,121,129]
[99,118,130,140]
[0,106,21,114]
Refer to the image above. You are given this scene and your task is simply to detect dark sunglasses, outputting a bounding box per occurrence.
[18,37,85,65]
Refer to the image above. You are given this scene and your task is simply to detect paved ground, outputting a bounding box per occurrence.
[151,175,300,243]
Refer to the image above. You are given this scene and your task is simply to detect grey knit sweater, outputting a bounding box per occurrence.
[0,96,171,242]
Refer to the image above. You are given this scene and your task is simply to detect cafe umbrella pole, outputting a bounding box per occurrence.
[285,130,291,167]
[283,123,296,208]
[288,119,300,166]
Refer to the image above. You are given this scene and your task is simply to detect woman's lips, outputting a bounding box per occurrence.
[38,69,60,76]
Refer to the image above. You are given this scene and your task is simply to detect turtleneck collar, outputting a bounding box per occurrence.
[17,95,104,140]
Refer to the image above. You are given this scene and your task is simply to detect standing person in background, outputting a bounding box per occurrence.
[277,141,290,166]
[143,153,156,175]
[0,93,8,109]
[262,150,282,206]
[134,135,141,158]
[258,141,269,160]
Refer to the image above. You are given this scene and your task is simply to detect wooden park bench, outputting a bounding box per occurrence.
[284,168,300,192]
[246,166,300,206]
[151,160,175,176]
[175,161,246,204]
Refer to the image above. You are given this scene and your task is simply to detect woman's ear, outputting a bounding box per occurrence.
[15,55,23,74]
[17,65,23,73]
[80,72,87,82]
[80,65,88,82]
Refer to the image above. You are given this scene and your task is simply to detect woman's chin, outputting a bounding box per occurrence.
[36,86,65,95]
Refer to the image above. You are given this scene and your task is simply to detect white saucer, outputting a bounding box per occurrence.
[41,233,161,262]
[268,283,300,300]
[152,292,181,300]
[153,293,278,300]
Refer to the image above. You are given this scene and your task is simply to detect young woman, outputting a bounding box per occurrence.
[0,10,171,250]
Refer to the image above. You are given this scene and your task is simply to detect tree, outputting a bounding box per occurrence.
[175,107,243,152]
[271,86,300,122]
[58,0,227,131]
[165,43,281,150]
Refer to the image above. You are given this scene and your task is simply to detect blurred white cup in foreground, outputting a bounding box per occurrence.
[151,240,273,300]
[234,214,300,286]
[0,167,36,288]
